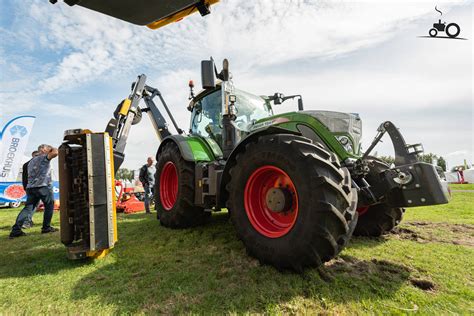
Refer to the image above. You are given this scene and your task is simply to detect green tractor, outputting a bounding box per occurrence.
[58,58,449,267]
[153,58,449,270]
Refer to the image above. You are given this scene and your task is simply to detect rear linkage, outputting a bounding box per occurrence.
[347,121,449,208]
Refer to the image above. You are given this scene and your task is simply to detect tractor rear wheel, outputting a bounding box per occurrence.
[155,142,208,227]
[353,157,404,237]
[227,134,358,271]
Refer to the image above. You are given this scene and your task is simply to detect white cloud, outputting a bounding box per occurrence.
[446,150,469,157]
[5,0,465,94]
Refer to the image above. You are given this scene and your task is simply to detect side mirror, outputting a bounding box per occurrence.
[297,98,304,111]
[201,60,215,89]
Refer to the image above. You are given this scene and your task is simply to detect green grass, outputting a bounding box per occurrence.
[1,192,473,314]
[449,183,474,190]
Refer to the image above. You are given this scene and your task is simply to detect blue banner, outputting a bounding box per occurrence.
[0,181,59,203]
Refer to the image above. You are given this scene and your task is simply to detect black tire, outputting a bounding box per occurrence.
[353,203,404,237]
[227,134,358,271]
[155,142,208,228]
[353,157,404,237]
[429,28,437,37]
[445,23,460,38]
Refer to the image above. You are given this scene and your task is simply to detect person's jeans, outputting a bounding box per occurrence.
[12,186,54,233]
[144,184,154,212]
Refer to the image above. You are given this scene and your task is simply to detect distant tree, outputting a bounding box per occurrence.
[116,168,134,181]
[418,153,436,164]
[437,156,447,172]
[373,153,446,171]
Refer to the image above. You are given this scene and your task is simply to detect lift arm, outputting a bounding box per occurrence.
[104,74,182,173]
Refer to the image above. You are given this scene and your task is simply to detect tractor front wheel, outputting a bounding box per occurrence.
[353,204,404,236]
[227,134,358,271]
[353,157,404,237]
[155,142,208,227]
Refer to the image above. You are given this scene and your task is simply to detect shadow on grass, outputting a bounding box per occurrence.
[0,230,91,278]
[68,213,411,314]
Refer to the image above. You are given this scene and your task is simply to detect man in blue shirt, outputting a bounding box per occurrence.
[9,144,59,238]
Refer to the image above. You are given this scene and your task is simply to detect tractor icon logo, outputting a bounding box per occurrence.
[9,125,28,138]
[426,6,462,39]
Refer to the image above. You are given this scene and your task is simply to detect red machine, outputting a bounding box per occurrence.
[115,180,145,214]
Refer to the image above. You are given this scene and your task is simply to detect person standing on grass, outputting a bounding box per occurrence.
[9,144,59,239]
[20,150,39,229]
[139,157,155,214]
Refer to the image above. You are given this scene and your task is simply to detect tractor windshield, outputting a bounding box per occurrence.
[233,88,272,131]
[190,88,271,145]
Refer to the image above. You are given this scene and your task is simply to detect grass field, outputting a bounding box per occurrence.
[0,189,473,314]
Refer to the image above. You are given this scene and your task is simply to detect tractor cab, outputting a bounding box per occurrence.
[188,83,273,152]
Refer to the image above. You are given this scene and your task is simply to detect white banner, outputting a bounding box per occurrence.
[0,116,36,182]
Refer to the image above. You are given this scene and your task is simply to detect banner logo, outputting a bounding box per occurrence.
[10,125,28,138]
[0,116,36,182]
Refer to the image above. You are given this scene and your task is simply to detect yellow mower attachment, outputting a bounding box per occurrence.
[59,130,117,259]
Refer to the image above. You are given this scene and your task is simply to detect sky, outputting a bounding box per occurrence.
[0,0,472,172]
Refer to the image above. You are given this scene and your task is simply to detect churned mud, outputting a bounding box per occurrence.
[319,256,411,283]
[409,278,436,291]
[390,221,474,247]
[320,256,437,292]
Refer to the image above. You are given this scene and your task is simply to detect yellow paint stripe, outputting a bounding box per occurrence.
[147,0,219,30]
[119,99,132,116]
[109,136,118,243]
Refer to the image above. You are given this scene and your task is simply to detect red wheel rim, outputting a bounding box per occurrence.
[357,206,369,216]
[244,165,299,238]
[159,162,178,211]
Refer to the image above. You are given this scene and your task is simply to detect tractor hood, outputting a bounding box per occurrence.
[302,110,362,154]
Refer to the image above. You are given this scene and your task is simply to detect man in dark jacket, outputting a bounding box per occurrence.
[139,157,155,214]
[9,144,59,238]
[21,150,39,229]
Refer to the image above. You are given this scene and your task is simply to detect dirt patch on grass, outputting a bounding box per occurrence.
[319,256,411,282]
[410,278,436,291]
[390,221,474,247]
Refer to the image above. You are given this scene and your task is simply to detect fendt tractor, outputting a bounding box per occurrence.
[59,59,449,270]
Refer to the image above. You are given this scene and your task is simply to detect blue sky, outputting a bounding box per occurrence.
[0,0,472,171]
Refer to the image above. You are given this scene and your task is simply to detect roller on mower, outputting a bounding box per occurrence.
[59,58,450,269]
